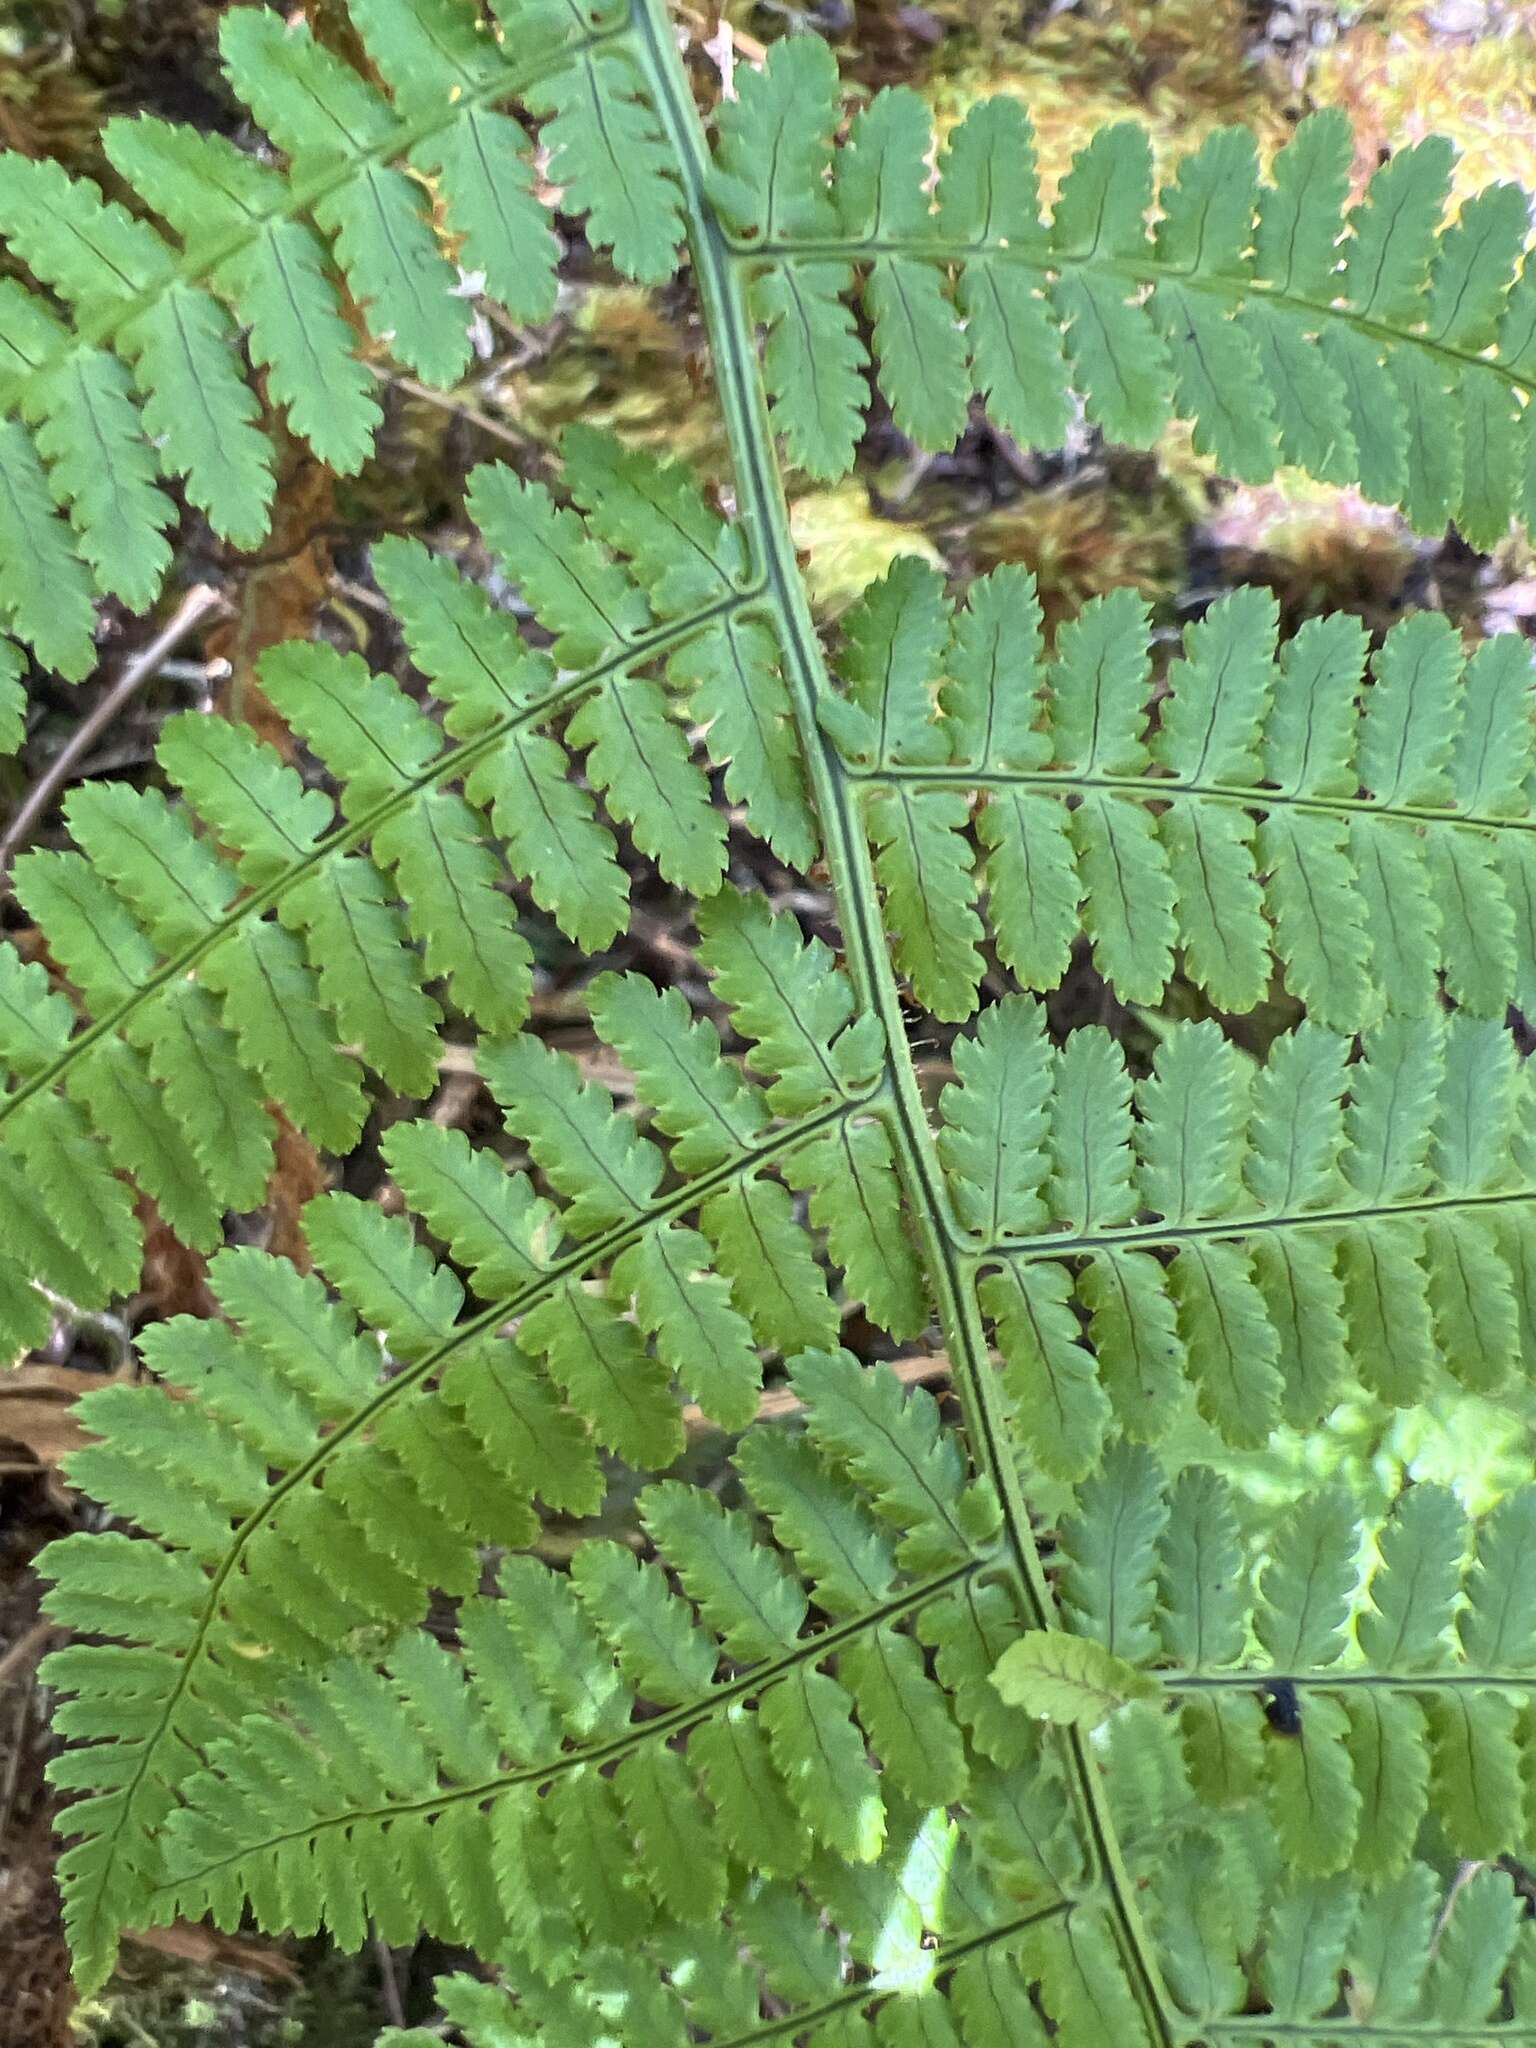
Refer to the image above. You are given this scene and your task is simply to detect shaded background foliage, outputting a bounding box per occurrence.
[3,0,1536,2040]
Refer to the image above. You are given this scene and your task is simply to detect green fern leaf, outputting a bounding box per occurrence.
[1059,1437,1167,1662]
[688,1707,813,1878]
[104,112,383,473]
[1461,1485,1536,1669]
[918,1581,1038,1769]
[695,889,882,1114]
[222,12,473,386]
[938,102,1069,451]
[590,970,767,1171]
[1266,1691,1361,1875]
[793,1347,999,1570]
[991,1631,1160,1731]
[570,1541,718,1702]
[1358,1483,1465,1672]
[1260,1874,1357,2022]
[792,1116,928,1340]
[1157,1468,1247,1672]
[1254,109,1351,296]
[1254,1485,1358,1670]
[760,1668,887,1863]
[0,420,99,677]
[480,726,631,951]
[1045,1026,1136,1231]
[1050,128,1170,448]
[841,1626,970,1808]
[1427,1866,1522,2023]
[706,34,837,235]
[866,785,985,1019]
[1342,137,1454,323]
[836,90,969,451]
[1346,1690,1431,1880]
[736,1427,898,1616]
[0,635,22,755]
[702,1176,839,1356]
[938,996,1051,1239]
[1023,1913,1153,2048]
[1346,1863,1439,2023]
[640,1481,805,1658]
[612,1223,762,1430]
[1154,1833,1248,2020]
[515,1285,669,1470]
[570,677,729,897]
[522,32,683,285]
[444,1340,603,1518]
[481,1033,662,1234]
[981,1260,1108,1483]
[350,0,560,320]
[0,159,173,588]
[382,1121,553,1294]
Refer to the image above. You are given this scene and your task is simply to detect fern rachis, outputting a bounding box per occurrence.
[7,1,1536,2040]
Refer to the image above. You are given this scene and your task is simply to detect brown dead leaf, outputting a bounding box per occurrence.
[138,1200,213,1323]
[207,444,336,755]
[126,1921,299,1985]
[265,1109,330,1270]
[0,1365,103,1470]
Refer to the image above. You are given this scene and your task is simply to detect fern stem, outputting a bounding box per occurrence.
[1206,2028,1536,2041]
[628,7,1177,2040]
[976,1185,1536,1264]
[1166,1670,1536,1691]
[855,763,1536,841]
[624,0,1047,1614]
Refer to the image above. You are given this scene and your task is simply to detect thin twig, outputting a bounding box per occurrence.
[372,1927,408,2029]
[0,1625,52,1842]
[682,1352,952,1434]
[0,584,228,888]
[375,364,533,453]
[0,1619,55,1690]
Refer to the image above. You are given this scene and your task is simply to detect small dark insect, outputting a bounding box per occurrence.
[1263,1680,1302,1737]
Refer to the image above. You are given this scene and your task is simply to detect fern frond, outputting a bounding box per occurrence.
[712,52,1536,543]
[8,6,1536,664]
[0,0,685,666]
[35,878,923,1987]
[115,1360,1000,1925]
[952,1002,1536,1473]
[382,1769,1536,2039]
[1041,1453,1536,1884]
[1143,1859,1536,2041]
[67,1305,1536,2032]
[128,1360,1172,2046]
[0,415,100,678]
[847,575,1536,1025]
[0,434,813,1330]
